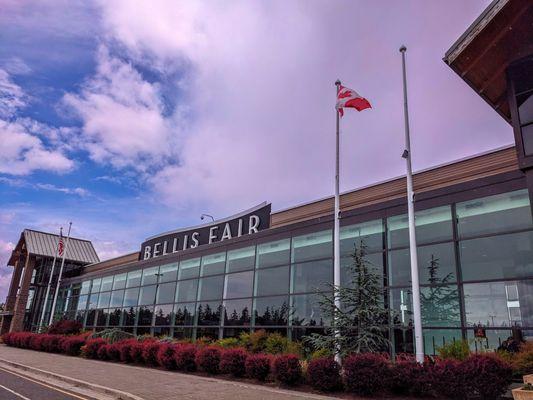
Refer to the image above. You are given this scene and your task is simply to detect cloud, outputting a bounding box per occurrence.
[0,68,26,119]
[34,183,89,197]
[0,240,14,301]
[2,57,32,75]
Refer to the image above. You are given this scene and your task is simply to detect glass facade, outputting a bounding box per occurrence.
[56,189,533,352]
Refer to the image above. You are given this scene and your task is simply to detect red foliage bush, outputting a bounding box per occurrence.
[47,319,82,335]
[97,344,111,361]
[307,357,342,392]
[343,353,390,396]
[117,339,137,363]
[129,340,145,364]
[83,338,106,359]
[174,344,197,372]
[220,348,248,377]
[389,357,435,397]
[157,343,177,370]
[460,354,513,400]
[272,354,302,386]
[42,334,63,353]
[433,358,469,399]
[29,334,45,351]
[245,354,271,381]
[61,336,86,356]
[196,346,222,374]
[141,340,161,367]
[106,343,121,362]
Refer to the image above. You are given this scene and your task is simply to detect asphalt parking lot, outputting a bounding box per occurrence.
[0,367,95,400]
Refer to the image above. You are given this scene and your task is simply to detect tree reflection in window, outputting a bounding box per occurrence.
[197,302,222,325]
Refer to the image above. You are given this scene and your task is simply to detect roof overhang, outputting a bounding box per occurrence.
[443,0,533,123]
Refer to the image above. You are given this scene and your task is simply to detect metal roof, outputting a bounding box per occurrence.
[22,229,99,264]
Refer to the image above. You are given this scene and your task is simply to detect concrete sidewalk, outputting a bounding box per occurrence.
[0,345,338,400]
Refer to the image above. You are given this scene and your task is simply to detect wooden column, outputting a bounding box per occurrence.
[9,254,34,332]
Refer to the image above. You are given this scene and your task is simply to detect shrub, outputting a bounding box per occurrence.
[82,338,106,359]
[130,340,145,364]
[245,354,271,381]
[141,340,161,367]
[506,341,533,377]
[239,330,268,353]
[461,354,513,400]
[437,340,470,361]
[389,357,435,397]
[157,343,177,370]
[264,333,287,355]
[61,336,86,356]
[89,328,135,344]
[307,357,342,392]
[220,348,248,377]
[174,344,197,372]
[42,335,62,353]
[272,354,302,386]
[433,358,469,399]
[343,353,390,396]
[196,346,222,374]
[47,319,82,335]
[117,339,137,363]
[106,342,121,361]
[97,344,110,360]
[215,337,240,349]
[29,334,45,351]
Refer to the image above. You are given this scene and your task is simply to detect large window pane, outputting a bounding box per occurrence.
[108,308,122,326]
[179,258,200,280]
[97,291,111,308]
[390,286,461,327]
[197,301,222,326]
[423,329,462,356]
[460,231,533,281]
[138,306,154,326]
[227,247,255,273]
[156,282,177,304]
[154,304,174,326]
[256,239,290,268]
[80,281,91,295]
[159,263,178,283]
[90,278,101,293]
[123,287,140,307]
[341,219,383,256]
[463,281,533,328]
[198,276,224,301]
[100,276,113,292]
[126,271,141,288]
[110,290,124,308]
[142,267,159,286]
[292,230,332,263]
[255,265,290,296]
[466,329,513,352]
[224,299,251,326]
[388,206,453,249]
[225,271,253,299]
[174,302,196,325]
[388,242,456,286]
[88,292,99,309]
[113,273,127,290]
[291,293,330,327]
[253,296,289,326]
[201,253,226,276]
[176,279,198,303]
[138,285,157,305]
[291,259,332,294]
[77,295,88,311]
[121,307,137,326]
[456,190,532,238]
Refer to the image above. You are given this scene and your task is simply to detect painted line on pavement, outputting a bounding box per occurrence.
[0,366,89,400]
[0,383,32,400]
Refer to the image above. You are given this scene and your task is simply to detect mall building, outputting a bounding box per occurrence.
[1,0,532,355]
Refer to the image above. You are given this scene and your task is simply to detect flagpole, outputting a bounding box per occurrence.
[38,227,62,332]
[334,79,342,364]
[48,222,72,326]
[399,45,424,363]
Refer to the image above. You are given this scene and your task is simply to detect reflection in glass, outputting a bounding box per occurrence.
[224,299,251,326]
[80,281,91,295]
[138,285,157,305]
[291,293,330,326]
[108,308,122,326]
[157,282,177,304]
[176,279,198,303]
[158,263,178,283]
[179,258,200,280]
[97,291,111,308]
[113,274,127,290]
[121,307,137,325]
[126,271,142,288]
[91,278,101,293]
[138,306,154,326]
[456,190,532,238]
[423,329,462,356]
[201,253,226,276]
[224,271,253,299]
[174,302,196,325]
[254,296,289,326]
[123,287,140,307]
[197,276,224,301]
[142,267,159,286]
[100,276,113,292]
[227,246,255,272]
[292,230,332,263]
[154,304,174,325]
[291,259,332,294]
[256,239,290,268]
[197,302,222,325]
[255,265,289,296]
[341,220,383,255]
[110,290,124,308]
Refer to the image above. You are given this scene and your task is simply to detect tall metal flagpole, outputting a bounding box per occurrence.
[399,45,424,363]
[334,79,342,364]
[38,227,62,332]
[48,222,72,326]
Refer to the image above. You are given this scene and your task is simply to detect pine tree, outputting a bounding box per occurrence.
[305,242,392,356]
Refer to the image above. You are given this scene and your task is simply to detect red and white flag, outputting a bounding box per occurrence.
[57,231,64,256]
[336,85,371,116]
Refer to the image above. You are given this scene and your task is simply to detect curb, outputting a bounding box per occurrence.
[0,357,144,400]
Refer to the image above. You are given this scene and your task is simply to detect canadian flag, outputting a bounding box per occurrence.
[336,85,371,116]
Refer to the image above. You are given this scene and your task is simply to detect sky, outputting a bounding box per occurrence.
[0,0,513,301]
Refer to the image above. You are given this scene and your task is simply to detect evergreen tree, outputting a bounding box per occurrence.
[305,242,392,356]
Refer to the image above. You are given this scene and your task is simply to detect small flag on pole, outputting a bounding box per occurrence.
[58,231,64,256]
[335,85,371,116]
